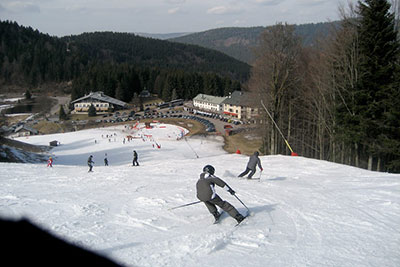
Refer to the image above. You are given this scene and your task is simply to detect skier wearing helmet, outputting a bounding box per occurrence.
[238,151,263,179]
[196,165,245,224]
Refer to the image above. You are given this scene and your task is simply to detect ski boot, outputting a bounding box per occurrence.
[212,211,222,223]
[235,213,245,224]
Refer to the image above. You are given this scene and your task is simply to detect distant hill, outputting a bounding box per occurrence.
[135,32,192,40]
[64,31,250,81]
[170,22,337,64]
[0,20,250,93]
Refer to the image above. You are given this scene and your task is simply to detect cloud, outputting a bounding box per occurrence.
[252,0,282,6]
[206,6,241,15]
[165,0,186,4]
[300,0,330,7]
[5,1,40,13]
[168,7,180,14]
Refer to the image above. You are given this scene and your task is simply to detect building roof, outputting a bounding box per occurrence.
[139,89,151,98]
[71,91,127,108]
[14,125,38,134]
[193,94,227,105]
[222,90,256,107]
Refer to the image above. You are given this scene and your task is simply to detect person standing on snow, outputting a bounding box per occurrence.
[104,153,109,166]
[47,157,53,167]
[87,155,94,172]
[238,151,263,179]
[132,150,139,166]
[196,165,245,223]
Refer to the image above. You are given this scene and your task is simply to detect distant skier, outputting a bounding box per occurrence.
[132,150,139,166]
[238,151,263,179]
[47,157,53,168]
[196,165,245,224]
[104,153,108,166]
[87,155,94,172]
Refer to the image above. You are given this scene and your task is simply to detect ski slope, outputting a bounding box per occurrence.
[1,122,399,266]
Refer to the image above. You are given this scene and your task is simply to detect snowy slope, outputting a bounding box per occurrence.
[1,123,399,267]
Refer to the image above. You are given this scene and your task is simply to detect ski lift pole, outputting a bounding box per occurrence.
[168,200,201,211]
[260,100,297,155]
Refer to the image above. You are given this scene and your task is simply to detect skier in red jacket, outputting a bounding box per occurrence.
[47,157,53,167]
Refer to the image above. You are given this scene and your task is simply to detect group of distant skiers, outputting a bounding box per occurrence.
[85,150,139,172]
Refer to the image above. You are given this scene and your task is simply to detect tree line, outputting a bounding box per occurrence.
[71,63,241,102]
[0,20,248,97]
[249,0,400,173]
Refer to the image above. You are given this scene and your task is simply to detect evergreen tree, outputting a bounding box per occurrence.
[88,104,97,117]
[356,0,400,171]
[24,90,32,100]
[59,105,67,120]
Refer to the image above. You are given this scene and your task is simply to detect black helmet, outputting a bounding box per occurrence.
[203,165,215,175]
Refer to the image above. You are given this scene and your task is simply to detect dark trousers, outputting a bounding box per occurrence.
[132,159,139,166]
[88,164,93,172]
[238,167,255,178]
[203,195,239,218]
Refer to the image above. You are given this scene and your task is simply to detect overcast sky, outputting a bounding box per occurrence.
[1,0,358,37]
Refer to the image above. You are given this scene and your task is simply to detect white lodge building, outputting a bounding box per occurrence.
[193,94,227,112]
[222,91,259,121]
[71,91,128,114]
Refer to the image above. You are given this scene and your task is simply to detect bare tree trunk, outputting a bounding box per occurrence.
[355,143,359,167]
[341,142,345,164]
[270,126,276,154]
[368,155,373,171]
[377,157,381,172]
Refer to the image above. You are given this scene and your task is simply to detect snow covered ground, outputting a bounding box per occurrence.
[1,122,399,266]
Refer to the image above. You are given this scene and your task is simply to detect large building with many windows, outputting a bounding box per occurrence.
[71,91,128,114]
[193,94,227,112]
[222,91,259,121]
[191,91,259,122]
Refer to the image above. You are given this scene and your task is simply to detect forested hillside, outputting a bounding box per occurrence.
[0,21,249,101]
[246,2,400,173]
[170,22,336,64]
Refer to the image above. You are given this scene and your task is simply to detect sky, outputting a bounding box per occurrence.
[1,122,399,266]
[0,0,358,37]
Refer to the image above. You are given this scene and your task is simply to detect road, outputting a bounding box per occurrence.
[50,96,71,115]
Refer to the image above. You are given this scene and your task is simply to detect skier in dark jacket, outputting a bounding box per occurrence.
[132,150,139,166]
[196,165,245,223]
[104,153,108,166]
[238,151,263,179]
[87,155,94,172]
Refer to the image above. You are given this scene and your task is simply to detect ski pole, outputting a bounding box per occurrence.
[258,170,263,182]
[168,200,201,210]
[233,194,250,212]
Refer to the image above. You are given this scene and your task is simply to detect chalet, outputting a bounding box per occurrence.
[193,94,227,112]
[222,91,259,121]
[71,91,128,114]
[11,125,39,138]
[139,89,151,98]
[49,140,59,147]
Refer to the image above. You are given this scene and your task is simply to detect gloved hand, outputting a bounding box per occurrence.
[260,168,263,171]
[228,188,236,195]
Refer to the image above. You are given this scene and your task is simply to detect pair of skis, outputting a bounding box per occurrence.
[213,193,251,226]
[238,170,263,181]
[213,210,250,226]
